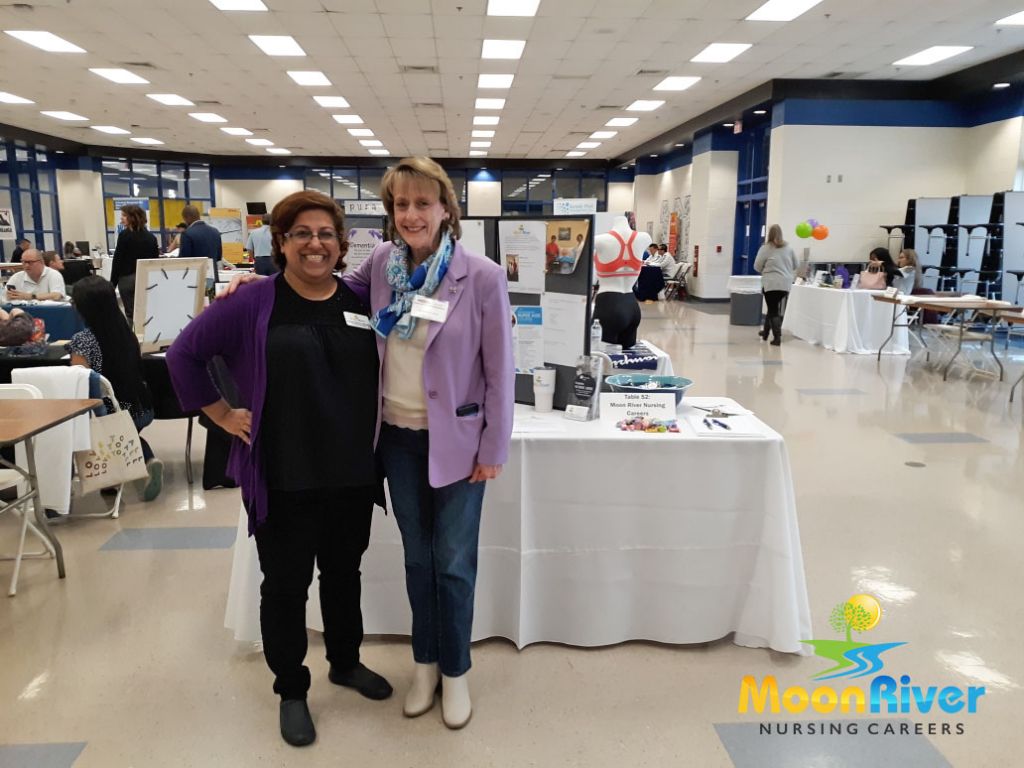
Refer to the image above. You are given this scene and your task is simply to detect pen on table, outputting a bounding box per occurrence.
[711,418,731,431]
[703,417,713,430]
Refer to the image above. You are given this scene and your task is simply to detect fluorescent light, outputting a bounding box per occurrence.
[487,0,540,15]
[89,68,149,85]
[723,123,734,127]
[577,141,601,149]
[249,35,305,56]
[472,130,495,138]
[653,76,700,91]
[40,110,87,121]
[996,11,1024,24]
[347,128,374,136]
[469,150,488,156]
[475,97,506,109]
[753,109,768,114]
[478,73,514,88]
[565,151,586,157]
[369,149,390,155]
[287,70,331,86]
[590,131,617,139]
[332,114,364,124]
[626,100,664,111]
[131,137,164,145]
[0,92,33,104]
[746,0,824,21]
[606,117,638,126]
[674,143,685,147]
[481,39,526,59]
[209,0,267,9]
[313,96,350,108]
[4,31,85,53]
[474,115,500,125]
[189,112,227,123]
[91,125,130,134]
[471,141,491,148]
[267,148,291,155]
[147,93,193,106]
[994,82,1012,89]
[359,139,383,147]
[246,138,274,146]
[691,43,752,63]
[893,46,972,66]
[221,127,253,136]
[649,154,659,158]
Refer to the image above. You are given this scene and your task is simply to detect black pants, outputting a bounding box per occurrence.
[254,487,375,700]
[762,290,788,339]
[594,291,642,349]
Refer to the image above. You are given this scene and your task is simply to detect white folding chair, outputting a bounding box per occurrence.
[664,262,691,301]
[0,382,57,596]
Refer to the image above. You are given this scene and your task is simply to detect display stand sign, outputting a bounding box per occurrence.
[345,200,387,216]
[0,208,14,239]
[133,258,208,352]
[564,354,604,421]
[347,227,384,271]
[553,198,598,215]
[599,393,675,428]
[113,198,150,234]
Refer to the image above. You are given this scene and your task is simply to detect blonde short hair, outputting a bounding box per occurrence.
[380,157,462,240]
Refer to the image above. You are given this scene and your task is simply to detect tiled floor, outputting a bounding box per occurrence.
[1,300,1022,767]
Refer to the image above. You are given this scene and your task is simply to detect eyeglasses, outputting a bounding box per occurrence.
[283,228,339,245]
[21,259,42,265]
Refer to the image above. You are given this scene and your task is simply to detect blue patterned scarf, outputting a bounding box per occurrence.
[371,231,454,339]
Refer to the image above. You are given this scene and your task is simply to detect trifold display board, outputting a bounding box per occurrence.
[479,215,596,410]
[345,215,386,272]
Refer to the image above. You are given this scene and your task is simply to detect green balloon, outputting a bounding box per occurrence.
[795,222,813,239]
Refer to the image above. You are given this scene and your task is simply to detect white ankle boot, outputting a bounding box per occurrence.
[403,663,440,717]
[441,673,472,729]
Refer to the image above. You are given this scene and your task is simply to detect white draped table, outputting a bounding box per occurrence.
[225,398,812,655]
[783,284,910,354]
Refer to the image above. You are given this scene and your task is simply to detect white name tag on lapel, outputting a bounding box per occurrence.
[343,312,372,330]
[411,295,450,323]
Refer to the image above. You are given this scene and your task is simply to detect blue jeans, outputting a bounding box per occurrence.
[378,424,486,677]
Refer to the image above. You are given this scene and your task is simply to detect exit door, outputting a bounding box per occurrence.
[733,199,766,275]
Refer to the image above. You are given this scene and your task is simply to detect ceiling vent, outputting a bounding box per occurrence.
[193,99,223,105]
[596,104,622,110]
[636,69,669,76]
[400,65,440,75]
[552,74,589,80]
[823,71,866,79]
[412,102,443,109]
[119,61,158,69]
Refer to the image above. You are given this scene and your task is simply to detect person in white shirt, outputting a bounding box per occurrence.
[5,249,67,301]
[245,213,275,276]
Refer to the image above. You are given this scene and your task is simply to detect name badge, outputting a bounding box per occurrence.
[344,312,372,330]
[411,295,449,323]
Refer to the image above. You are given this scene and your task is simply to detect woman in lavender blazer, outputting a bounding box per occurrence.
[348,157,514,729]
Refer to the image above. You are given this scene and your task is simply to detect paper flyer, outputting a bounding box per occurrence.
[346,227,385,271]
[512,306,544,373]
[499,219,545,294]
[540,292,586,367]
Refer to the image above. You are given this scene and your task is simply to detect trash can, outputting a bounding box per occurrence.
[727,276,763,326]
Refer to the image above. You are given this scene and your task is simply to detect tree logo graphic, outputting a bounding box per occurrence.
[804,594,905,680]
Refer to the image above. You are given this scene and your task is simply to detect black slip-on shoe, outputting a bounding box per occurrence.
[328,662,394,700]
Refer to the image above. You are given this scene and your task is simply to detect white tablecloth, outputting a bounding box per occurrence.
[782,284,910,354]
[225,398,812,655]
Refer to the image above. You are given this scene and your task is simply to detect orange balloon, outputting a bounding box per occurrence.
[812,225,829,240]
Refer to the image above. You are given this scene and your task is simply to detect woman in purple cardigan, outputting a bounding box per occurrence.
[166,191,392,748]
[348,157,514,729]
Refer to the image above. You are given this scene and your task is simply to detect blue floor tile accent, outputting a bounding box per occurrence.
[99,527,236,551]
[894,432,988,445]
[714,720,952,767]
[797,388,867,395]
[0,742,87,768]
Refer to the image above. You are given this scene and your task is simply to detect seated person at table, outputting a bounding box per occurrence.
[43,250,64,272]
[896,248,921,294]
[866,247,899,287]
[4,249,67,301]
[644,243,676,278]
[0,307,35,346]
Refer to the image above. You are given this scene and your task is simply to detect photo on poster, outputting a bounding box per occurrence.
[499,220,546,294]
[545,219,590,276]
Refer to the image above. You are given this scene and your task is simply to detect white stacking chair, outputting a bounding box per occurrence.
[0,382,57,596]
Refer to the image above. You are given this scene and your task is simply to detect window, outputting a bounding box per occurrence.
[0,138,61,258]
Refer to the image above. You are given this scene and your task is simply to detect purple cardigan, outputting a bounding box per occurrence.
[166,276,278,534]
[348,241,514,488]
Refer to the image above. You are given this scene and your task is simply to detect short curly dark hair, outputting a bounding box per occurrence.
[270,190,349,271]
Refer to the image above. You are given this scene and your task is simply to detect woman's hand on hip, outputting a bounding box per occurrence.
[469,463,502,483]
[217,272,263,299]
[217,408,253,445]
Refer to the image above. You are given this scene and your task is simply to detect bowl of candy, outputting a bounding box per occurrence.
[604,374,693,406]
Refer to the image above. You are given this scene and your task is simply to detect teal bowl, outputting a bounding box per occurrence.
[605,374,694,406]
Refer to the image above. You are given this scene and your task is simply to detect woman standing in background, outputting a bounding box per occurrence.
[754,224,799,346]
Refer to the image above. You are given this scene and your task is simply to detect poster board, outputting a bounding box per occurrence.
[0,208,14,240]
[208,208,244,263]
[133,258,207,352]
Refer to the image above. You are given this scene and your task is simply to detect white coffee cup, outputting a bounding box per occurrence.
[533,366,556,412]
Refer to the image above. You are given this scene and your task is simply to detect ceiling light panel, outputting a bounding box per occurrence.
[313,96,350,108]
[590,131,617,139]
[577,142,600,149]
[147,93,193,106]
[267,147,291,154]
[474,115,500,125]
[209,0,267,9]
[471,141,491,147]
[478,73,514,88]
[89,68,149,84]
[746,0,824,22]
[4,31,85,53]
[691,43,752,63]
[246,138,274,146]
[0,92,33,104]
[475,98,506,109]
[653,76,700,91]
[131,137,163,145]
[189,112,227,123]
[249,35,305,56]
[332,115,364,124]
[487,0,540,15]
[221,127,253,135]
[359,139,383,146]
[481,39,526,59]
[469,150,488,156]
[996,11,1024,24]
[626,100,664,111]
[606,117,638,126]
[472,130,495,138]
[369,149,390,155]
[91,125,130,134]
[893,46,973,66]
[565,151,585,157]
[348,128,374,136]
[41,110,87,121]
[287,71,331,86]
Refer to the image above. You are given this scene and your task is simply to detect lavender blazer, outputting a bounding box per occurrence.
[347,240,514,488]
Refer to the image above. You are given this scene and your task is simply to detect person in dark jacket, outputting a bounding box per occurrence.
[110,204,158,321]
[179,204,222,283]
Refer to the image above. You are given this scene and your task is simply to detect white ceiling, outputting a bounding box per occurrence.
[1,0,1023,161]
